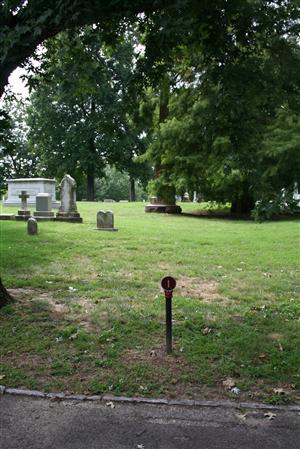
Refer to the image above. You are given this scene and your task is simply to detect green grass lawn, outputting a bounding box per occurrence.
[0,201,299,403]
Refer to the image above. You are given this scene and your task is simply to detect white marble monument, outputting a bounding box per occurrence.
[4,178,59,208]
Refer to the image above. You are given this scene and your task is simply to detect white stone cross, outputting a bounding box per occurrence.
[18,190,30,210]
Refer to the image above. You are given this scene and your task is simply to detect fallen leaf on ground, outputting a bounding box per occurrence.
[106,401,115,408]
[273,388,285,395]
[264,412,276,420]
[236,413,247,421]
[222,378,236,390]
[231,387,240,395]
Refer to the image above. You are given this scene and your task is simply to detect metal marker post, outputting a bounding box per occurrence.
[161,277,176,355]
[165,289,173,354]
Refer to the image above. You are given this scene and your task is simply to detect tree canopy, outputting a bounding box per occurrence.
[0,0,170,97]
[2,1,298,97]
[26,26,152,200]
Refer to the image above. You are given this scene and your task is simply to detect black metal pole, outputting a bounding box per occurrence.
[165,294,172,354]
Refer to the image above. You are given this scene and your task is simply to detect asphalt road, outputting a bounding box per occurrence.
[0,395,299,449]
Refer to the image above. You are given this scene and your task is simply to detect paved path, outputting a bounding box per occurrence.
[0,395,299,449]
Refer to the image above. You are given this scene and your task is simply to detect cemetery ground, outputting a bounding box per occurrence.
[0,202,299,405]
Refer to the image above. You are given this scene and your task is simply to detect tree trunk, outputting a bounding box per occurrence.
[86,126,96,200]
[230,193,255,214]
[129,177,136,202]
[0,278,14,308]
[86,168,95,201]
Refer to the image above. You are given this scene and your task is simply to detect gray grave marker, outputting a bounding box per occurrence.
[34,193,54,218]
[95,211,118,231]
[27,217,38,235]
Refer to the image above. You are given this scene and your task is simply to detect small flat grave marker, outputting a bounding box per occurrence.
[27,217,38,235]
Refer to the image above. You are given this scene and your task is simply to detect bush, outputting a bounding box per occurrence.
[251,190,299,222]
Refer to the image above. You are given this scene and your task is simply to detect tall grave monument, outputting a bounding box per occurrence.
[56,174,82,223]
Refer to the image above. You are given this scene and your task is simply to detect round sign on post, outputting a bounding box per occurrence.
[161,276,176,291]
[161,276,176,354]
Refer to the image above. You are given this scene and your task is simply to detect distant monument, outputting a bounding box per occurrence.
[4,178,59,208]
[145,195,182,214]
[56,175,82,223]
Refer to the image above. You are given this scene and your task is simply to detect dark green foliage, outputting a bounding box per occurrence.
[0,94,38,194]
[0,0,170,97]
[95,166,148,202]
[144,2,300,216]
[27,27,150,200]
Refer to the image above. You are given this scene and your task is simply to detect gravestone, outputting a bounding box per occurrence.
[18,190,30,214]
[182,192,190,202]
[150,196,158,204]
[27,217,38,235]
[56,175,82,223]
[0,214,15,221]
[15,190,31,221]
[96,211,118,231]
[33,193,54,219]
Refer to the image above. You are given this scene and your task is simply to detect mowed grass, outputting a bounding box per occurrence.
[0,201,299,403]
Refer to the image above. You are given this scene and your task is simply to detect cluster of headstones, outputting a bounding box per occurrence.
[6,174,83,224]
[17,190,54,221]
[3,174,119,234]
[27,209,118,235]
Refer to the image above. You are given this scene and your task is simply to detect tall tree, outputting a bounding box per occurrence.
[27,27,141,200]
[144,1,300,214]
[0,93,38,194]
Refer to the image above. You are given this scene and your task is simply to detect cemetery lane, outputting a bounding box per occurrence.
[0,395,299,449]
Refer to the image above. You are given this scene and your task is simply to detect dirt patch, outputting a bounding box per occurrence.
[269,333,284,341]
[9,288,70,314]
[176,277,229,304]
[120,345,198,397]
[8,288,39,300]
[158,262,172,270]
[1,352,46,370]
[122,346,186,372]
[120,347,235,400]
